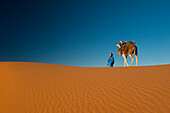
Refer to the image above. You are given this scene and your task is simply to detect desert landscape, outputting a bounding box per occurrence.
[0,62,169,113]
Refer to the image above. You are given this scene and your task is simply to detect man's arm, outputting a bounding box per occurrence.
[106,62,109,66]
[107,58,110,66]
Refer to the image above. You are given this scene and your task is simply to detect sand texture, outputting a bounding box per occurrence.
[0,62,170,113]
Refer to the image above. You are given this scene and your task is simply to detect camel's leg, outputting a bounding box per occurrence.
[135,55,138,66]
[129,54,134,66]
[125,55,129,67]
[122,54,129,67]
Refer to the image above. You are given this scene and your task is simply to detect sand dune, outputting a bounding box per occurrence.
[0,62,170,113]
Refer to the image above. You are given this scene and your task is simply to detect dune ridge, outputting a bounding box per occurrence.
[0,62,170,113]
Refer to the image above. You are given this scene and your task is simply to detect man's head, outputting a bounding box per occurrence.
[110,53,113,57]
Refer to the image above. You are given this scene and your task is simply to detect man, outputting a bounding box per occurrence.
[107,53,114,67]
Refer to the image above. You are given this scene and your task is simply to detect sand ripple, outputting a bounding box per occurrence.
[0,62,170,113]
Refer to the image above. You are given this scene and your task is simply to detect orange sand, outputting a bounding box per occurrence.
[0,62,170,113]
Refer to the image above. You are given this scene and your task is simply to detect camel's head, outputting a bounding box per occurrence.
[116,44,121,48]
[116,41,122,48]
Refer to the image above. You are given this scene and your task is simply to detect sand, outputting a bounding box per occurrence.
[0,62,170,113]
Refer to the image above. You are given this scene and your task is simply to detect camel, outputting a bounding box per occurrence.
[116,41,138,67]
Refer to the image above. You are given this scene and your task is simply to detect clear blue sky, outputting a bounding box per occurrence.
[0,0,170,67]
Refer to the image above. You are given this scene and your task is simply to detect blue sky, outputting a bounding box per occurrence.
[0,0,170,67]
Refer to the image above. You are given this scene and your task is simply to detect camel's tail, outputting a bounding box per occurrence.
[133,46,137,56]
[133,45,138,66]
